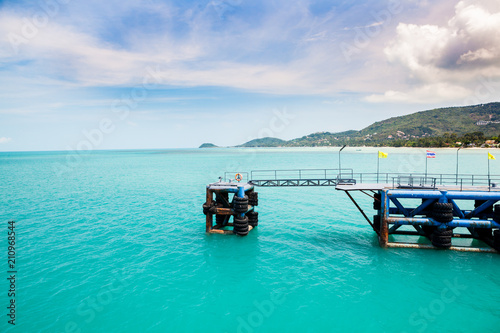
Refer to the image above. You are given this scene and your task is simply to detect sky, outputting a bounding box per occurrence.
[1,0,500,151]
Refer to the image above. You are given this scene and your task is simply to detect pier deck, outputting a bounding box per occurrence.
[204,169,500,252]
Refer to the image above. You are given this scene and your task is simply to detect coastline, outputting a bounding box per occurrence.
[199,146,500,150]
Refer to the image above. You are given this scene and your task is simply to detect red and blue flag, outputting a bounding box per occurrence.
[426,150,436,158]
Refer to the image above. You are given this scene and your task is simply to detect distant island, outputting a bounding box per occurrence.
[200,102,500,148]
[199,143,219,148]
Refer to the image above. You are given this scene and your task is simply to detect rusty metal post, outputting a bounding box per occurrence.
[379,190,389,247]
[206,188,213,233]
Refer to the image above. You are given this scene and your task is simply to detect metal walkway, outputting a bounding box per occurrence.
[248,169,354,187]
[243,169,500,190]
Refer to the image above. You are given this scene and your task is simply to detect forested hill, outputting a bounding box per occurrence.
[360,103,500,138]
[234,103,500,147]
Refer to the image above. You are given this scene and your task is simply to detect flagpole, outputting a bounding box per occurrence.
[488,153,491,187]
[456,147,462,185]
[425,153,428,180]
[377,152,380,183]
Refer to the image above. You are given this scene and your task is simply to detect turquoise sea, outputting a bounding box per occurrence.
[1,147,500,333]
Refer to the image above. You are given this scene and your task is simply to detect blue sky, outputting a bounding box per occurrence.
[1,0,500,151]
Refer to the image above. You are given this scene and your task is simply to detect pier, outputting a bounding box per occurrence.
[203,175,259,236]
[203,169,500,253]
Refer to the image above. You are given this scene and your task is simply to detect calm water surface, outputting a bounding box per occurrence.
[1,147,499,332]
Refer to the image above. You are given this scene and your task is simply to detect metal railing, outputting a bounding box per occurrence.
[245,169,500,189]
[351,172,500,189]
[392,176,437,189]
[248,169,354,187]
[250,169,353,181]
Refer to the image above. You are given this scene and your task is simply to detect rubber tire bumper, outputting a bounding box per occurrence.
[433,202,453,212]
[233,196,249,213]
[233,216,249,236]
[431,228,452,248]
[247,211,258,227]
[432,212,454,223]
[235,229,249,236]
[432,203,453,222]
[248,191,258,207]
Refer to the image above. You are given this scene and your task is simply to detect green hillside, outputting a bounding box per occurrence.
[235,103,500,147]
[360,103,500,139]
[237,137,287,147]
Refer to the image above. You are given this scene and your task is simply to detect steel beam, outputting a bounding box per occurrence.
[386,242,497,253]
[387,190,500,200]
[386,216,500,229]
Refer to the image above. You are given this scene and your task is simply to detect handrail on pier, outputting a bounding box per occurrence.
[245,169,500,189]
[250,168,353,181]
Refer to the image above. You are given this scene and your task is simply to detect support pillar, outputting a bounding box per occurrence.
[206,188,213,233]
[379,190,389,247]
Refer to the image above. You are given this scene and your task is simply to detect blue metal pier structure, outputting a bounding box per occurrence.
[204,169,500,252]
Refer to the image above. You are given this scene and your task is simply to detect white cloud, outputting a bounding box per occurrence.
[0,3,352,96]
[371,0,500,103]
[386,1,500,75]
[366,83,470,103]
[0,137,12,144]
[0,10,203,86]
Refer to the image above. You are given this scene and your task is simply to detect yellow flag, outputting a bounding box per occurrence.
[488,152,496,160]
[378,151,388,158]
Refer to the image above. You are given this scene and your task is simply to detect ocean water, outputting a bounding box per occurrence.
[1,147,500,333]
